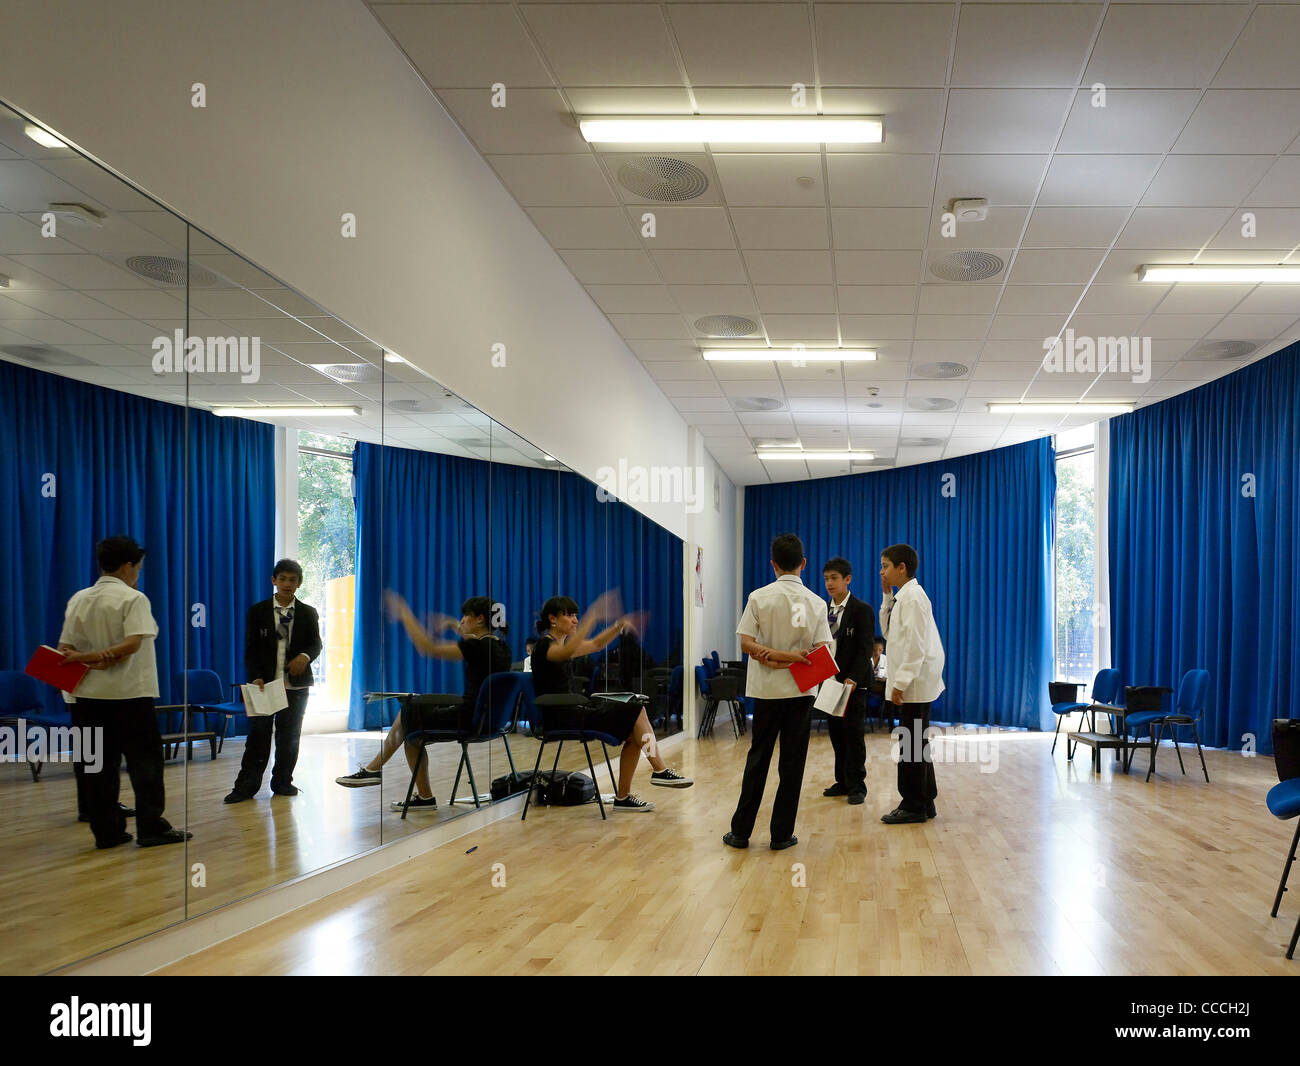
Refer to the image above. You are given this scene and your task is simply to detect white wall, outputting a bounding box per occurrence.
[0,0,690,536]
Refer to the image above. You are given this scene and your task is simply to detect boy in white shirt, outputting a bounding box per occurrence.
[878,543,946,824]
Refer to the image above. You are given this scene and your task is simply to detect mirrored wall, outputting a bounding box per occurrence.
[0,98,684,974]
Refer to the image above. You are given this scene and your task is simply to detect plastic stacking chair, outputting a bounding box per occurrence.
[0,670,70,781]
[521,691,631,822]
[1122,669,1211,783]
[178,669,245,757]
[1267,718,1300,960]
[1053,668,1120,756]
[665,665,683,733]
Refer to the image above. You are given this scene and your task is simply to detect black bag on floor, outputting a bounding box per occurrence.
[1274,719,1300,782]
[490,771,537,801]
[543,771,597,806]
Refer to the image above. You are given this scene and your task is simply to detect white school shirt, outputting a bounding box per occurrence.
[273,598,306,690]
[58,576,160,702]
[736,573,833,700]
[879,579,945,704]
[873,653,888,680]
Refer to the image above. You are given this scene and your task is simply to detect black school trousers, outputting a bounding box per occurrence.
[826,690,867,794]
[896,701,938,813]
[730,695,814,842]
[71,696,171,845]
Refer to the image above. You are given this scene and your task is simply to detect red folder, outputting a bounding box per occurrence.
[25,645,90,694]
[788,644,838,693]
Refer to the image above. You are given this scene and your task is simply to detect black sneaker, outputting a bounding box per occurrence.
[137,829,192,847]
[649,767,693,788]
[223,790,254,804]
[336,767,382,787]
[612,793,655,812]
[927,802,938,819]
[390,796,437,811]
[272,784,300,796]
[823,783,848,797]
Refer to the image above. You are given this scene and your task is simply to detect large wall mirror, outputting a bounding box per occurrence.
[0,97,687,974]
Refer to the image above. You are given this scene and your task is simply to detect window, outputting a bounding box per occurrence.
[1054,425,1097,685]
[297,432,355,713]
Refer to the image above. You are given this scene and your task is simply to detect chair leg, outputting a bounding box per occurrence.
[550,739,564,775]
[1191,722,1209,782]
[401,744,426,820]
[503,734,517,776]
[450,748,466,806]
[1272,821,1299,917]
[522,739,547,821]
[1051,715,1062,755]
[601,742,618,795]
[1288,912,1299,960]
[582,739,605,820]
[1145,724,1159,783]
[463,743,481,809]
[1171,724,1186,775]
[209,736,217,760]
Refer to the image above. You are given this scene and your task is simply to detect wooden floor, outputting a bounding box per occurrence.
[1,724,612,974]
[154,721,1300,976]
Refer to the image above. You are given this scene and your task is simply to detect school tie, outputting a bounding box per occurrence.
[828,603,842,638]
[278,608,294,640]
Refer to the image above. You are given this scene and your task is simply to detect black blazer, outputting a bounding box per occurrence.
[830,594,876,691]
[244,598,322,687]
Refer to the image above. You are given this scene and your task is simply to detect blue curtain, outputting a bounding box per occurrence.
[743,439,1056,729]
[0,361,274,724]
[1109,341,1300,753]
[350,442,684,729]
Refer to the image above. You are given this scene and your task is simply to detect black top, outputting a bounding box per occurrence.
[530,633,575,697]
[830,594,877,689]
[460,635,512,704]
[244,598,322,688]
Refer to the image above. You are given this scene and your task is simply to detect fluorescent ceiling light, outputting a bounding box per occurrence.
[24,124,66,149]
[213,406,361,418]
[382,351,404,364]
[579,116,883,145]
[1138,265,1300,284]
[758,450,875,461]
[704,349,876,362]
[987,403,1132,415]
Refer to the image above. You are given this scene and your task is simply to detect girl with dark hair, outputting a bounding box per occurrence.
[532,590,692,811]
[335,592,511,810]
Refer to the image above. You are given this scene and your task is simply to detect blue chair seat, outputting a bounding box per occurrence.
[1124,710,1168,729]
[1052,701,1089,717]
[1268,779,1300,820]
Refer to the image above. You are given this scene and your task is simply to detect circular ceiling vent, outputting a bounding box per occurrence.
[125,255,219,287]
[907,397,957,412]
[617,156,710,202]
[313,362,383,383]
[732,397,785,413]
[912,361,969,379]
[1189,340,1257,361]
[852,457,895,467]
[899,436,944,447]
[0,344,90,366]
[928,250,1005,283]
[386,398,433,412]
[694,314,759,338]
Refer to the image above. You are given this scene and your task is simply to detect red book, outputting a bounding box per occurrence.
[25,645,90,694]
[788,644,839,693]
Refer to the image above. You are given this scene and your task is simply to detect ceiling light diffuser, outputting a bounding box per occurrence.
[579,117,883,145]
[213,406,361,418]
[987,403,1133,415]
[704,349,876,362]
[1138,265,1300,283]
[24,124,66,148]
[758,450,875,461]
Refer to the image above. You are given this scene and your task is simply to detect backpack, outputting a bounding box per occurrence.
[542,770,597,806]
[489,770,536,801]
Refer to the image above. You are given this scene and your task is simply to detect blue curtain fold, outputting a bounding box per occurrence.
[1109,341,1300,754]
[349,442,683,729]
[0,361,274,723]
[743,439,1056,729]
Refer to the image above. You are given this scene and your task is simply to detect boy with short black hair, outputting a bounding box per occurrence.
[879,543,945,824]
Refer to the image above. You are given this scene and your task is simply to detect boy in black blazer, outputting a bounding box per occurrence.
[821,557,876,804]
[225,559,322,803]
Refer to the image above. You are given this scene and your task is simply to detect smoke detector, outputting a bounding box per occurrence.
[47,202,106,228]
[949,198,988,222]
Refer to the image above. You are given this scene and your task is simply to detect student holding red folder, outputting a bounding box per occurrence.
[724,533,832,852]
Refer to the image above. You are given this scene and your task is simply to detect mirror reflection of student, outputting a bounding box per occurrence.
[58,535,191,849]
[225,559,320,804]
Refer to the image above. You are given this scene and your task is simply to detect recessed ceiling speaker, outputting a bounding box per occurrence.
[694,314,759,337]
[1189,340,1257,361]
[0,344,91,366]
[899,436,944,447]
[449,437,490,448]
[907,397,957,412]
[616,156,710,202]
[912,361,969,379]
[852,457,895,468]
[125,255,220,288]
[386,398,432,412]
[928,250,1005,283]
[732,396,786,412]
[313,363,383,383]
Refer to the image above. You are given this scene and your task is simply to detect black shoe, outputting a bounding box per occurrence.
[137,829,192,847]
[95,832,133,850]
[271,784,300,796]
[823,783,848,797]
[224,790,254,804]
[881,807,926,824]
[722,832,749,849]
[770,836,798,851]
[79,802,134,823]
[927,803,937,819]
[847,792,866,805]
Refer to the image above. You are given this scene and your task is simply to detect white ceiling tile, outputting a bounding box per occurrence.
[941,90,1074,153]
[0,160,105,213]
[712,155,827,207]
[488,154,618,206]
[1038,155,1162,206]
[1207,208,1300,250]
[1175,91,1300,154]
[763,314,840,341]
[1023,207,1129,247]
[731,207,829,249]
[1057,89,1200,153]
[909,339,982,362]
[821,89,947,153]
[1141,155,1276,207]
[521,4,682,86]
[651,249,747,284]
[744,250,833,285]
[436,89,587,154]
[1115,207,1236,248]
[709,364,779,382]
[814,4,955,87]
[953,3,1102,87]
[1213,6,1300,88]
[1205,314,1298,340]
[1233,287,1300,315]
[1007,248,1106,285]
[668,3,815,86]
[753,285,836,314]
[1070,314,1149,337]
[1248,157,1300,207]
[585,284,679,314]
[934,154,1047,207]
[607,313,691,338]
[626,339,701,361]
[631,206,736,248]
[658,380,723,398]
[0,289,126,318]
[927,206,1028,248]
[834,250,924,284]
[564,87,693,115]
[1084,4,1248,87]
[914,314,991,340]
[998,285,1085,315]
[373,4,551,87]
[988,315,1067,340]
[841,285,920,314]
[1153,284,1254,315]
[7,253,146,289]
[559,249,661,284]
[826,155,934,207]
[831,208,929,249]
[670,284,758,316]
[1141,314,1223,338]
[62,288,185,318]
[838,314,914,340]
[525,205,639,250]
[673,397,736,412]
[1075,283,1169,315]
